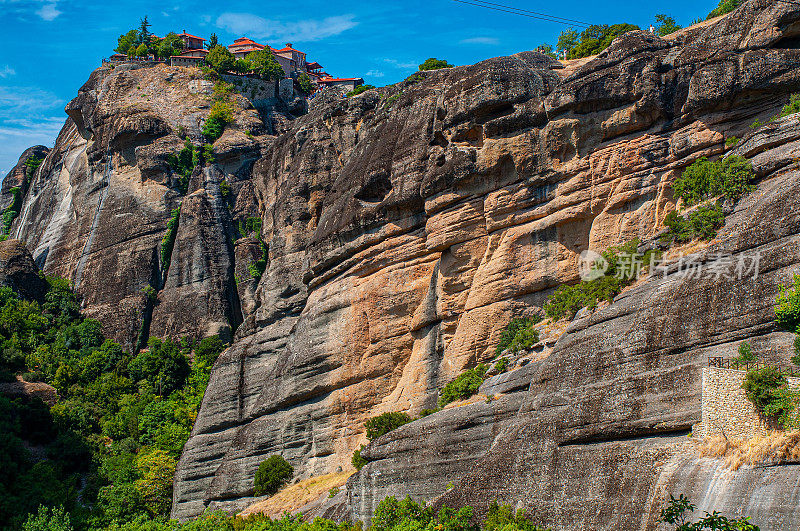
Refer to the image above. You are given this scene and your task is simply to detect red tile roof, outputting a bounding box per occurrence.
[274,46,305,54]
[232,47,265,54]
[171,55,204,59]
[317,77,362,83]
[183,48,208,54]
[231,38,265,48]
[306,61,323,70]
[178,32,205,41]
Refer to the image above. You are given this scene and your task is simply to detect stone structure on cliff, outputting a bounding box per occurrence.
[6,0,800,528]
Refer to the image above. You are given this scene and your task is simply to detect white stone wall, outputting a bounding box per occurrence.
[696,367,800,440]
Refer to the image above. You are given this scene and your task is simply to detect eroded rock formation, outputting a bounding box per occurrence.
[6,0,800,527]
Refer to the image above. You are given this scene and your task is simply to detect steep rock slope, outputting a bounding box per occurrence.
[173,0,800,521]
[7,64,288,349]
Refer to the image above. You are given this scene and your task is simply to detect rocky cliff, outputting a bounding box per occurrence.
[6,0,800,528]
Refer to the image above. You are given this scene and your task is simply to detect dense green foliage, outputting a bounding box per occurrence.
[298,73,314,95]
[706,0,741,20]
[347,85,375,97]
[418,58,453,71]
[660,494,758,530]
[155,33,183,60]
[544,241,658,321]
[494,358,509,374]
[495,317,541,356]
[253,455,294,497]
[0,277,226,529]
[655,14,681,37]
[438,364,488,408]
[160,208,180,275]
[202,101,233,142]
[557,24,639,59]
[732,342,756,368]
[205,46,236,72]
[24,156,44,184]
[778,93,800,119]
[243,49,285,81]
[365,412,414,440]
[673,156,754,206]
[775,275,800,332]
[661,205,724,244]
[1,187,22,237]
[351,445,367,471]
[23,505,74,531]
[743,367,788,415]
[372,497,547,531]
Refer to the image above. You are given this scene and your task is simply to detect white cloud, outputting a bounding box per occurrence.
[0,86,65,175]
[365,70,385,78]
[215,13,357,43]
[383,58,417,70]
[0,66,15,78]
[460,37,499,45]
[35,2,61,21]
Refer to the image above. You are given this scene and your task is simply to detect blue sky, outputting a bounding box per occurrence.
[0,0,723,176]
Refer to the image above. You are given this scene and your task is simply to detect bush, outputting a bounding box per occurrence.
[779,93,800,119]
[419,58,453,71]
[743,367,787,415]
[494,358,509,374]
[346,84,375,98]
[160,208,180,274]
[495,317,541,356]
[245,49,285,81]
[732,342,756,368]
[660,494,757,530]
[438,364,488,407]
[419,408,441,417]
[725,136,739,147]
[202,101,234,142]
[706,0,741,20]
[298,73,313,95]
[661,204,724,244]
[254,455,294,496]
[22,505,73,531]
[673,156,755,206]
[775,275,800,332]
[483,501,546,531]
[352,445,367,470]
[365,412,413,440]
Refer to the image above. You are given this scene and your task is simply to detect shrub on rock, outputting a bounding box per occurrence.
[254,455,293,496]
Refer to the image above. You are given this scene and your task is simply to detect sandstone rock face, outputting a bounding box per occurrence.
[7,0,800,526]
[8,63,292,350]
[172,0,800,521]
[0,239,48,301]
[1,146,49,211]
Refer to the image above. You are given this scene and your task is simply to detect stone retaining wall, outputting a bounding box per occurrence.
[695,367,800,440]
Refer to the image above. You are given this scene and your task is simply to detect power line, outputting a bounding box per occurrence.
[462,0,592,26]
[452,0,592,27]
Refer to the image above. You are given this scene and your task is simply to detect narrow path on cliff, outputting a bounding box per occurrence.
[74,152,112,289]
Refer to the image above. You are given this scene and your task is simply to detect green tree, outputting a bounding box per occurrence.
[775,275,800,332]
[707,0,741,20]
[365,412,413,440]
[742,367,787,414]
[138,16,151,46]
[206,33,219,50]
[660,494,759,530]
[245,49,285,80]
[298,73,314,94]
[556,29,579,56]
[253,455,294,496]
[22,505,72,531]
[116,30,139,55]
[128,338,190,396]
[156,32,184,59]
[655,14,681,37]
[134,43,149,58]
[419,58,453,71]
[134,448,176,517]
[205,45,236,72]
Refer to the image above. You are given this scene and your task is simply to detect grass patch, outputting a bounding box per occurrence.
[696,431,800,470]
[239,471,353,518]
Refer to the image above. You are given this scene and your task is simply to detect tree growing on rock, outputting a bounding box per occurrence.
[245,49,285,80]
[205,45,236,72]
[419,58,453,71]
[253,455,293,496]
[115,30,139,55]
[156,32,183,60]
